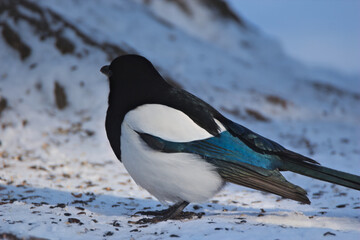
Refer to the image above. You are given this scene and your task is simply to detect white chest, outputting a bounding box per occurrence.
[120,104,224,203]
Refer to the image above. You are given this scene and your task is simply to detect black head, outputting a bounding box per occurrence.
[101,55,168,91]
[101,54,172,110]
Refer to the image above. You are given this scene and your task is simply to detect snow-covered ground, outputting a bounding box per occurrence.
[0,0,359,239]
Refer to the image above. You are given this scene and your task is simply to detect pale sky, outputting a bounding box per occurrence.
[227,0,360,75]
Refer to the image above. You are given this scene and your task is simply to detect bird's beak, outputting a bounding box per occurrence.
[100,65,112,77]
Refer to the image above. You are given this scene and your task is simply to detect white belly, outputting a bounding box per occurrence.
[120,104,225,204]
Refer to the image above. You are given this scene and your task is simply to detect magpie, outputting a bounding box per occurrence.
[101,54,360,223]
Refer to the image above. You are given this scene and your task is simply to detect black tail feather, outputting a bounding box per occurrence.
[283,160,360,190]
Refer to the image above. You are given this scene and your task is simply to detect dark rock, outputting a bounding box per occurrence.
[113,220,121,227]
[0,96,8,116]
[55,35,75,54]
[323,231,336,236]
[199,0,246,27]
[68,218,83,225]
[245,108,270,122]
[103,231,113,237]
[336,204,348,208]
[265,95,289,109]
[1,22,31,60]
[54,81,68,110]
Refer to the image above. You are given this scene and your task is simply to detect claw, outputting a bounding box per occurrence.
[130,201,204,224]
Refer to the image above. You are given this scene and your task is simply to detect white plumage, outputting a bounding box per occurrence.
[121,104,225,204]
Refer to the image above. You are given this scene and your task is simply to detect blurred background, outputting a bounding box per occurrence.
[0,0,359,239]
[228,0,360,76]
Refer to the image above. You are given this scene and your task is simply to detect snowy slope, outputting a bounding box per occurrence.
[0,0,359,239]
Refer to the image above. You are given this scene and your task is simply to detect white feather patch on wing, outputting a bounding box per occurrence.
[124,104,225,142]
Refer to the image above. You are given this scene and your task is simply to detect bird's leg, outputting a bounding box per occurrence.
[134,201,203,224]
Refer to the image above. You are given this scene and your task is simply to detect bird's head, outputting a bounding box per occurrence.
[101,54,171,107]
[101,54,165,88]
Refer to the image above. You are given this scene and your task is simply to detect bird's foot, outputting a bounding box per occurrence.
[133,211,204,224]
[131,201,204,224]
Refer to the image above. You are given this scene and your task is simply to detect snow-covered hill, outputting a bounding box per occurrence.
[0,0,359,239]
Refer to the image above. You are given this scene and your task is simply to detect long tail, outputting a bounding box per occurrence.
[283,160,360,190]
